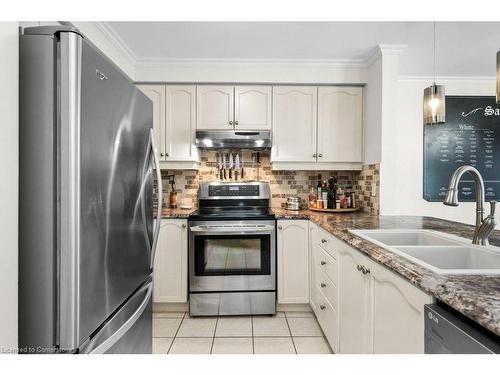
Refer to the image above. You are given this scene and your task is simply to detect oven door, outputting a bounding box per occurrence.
[189,220,276,292]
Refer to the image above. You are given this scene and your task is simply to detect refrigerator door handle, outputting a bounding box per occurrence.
[85,282,153,354]
[150,129,162,270]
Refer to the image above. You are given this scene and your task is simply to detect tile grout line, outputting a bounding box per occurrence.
[167,312,186,354]
[210,316,219,354]
[251,315,255,354]
[284,311,298,354]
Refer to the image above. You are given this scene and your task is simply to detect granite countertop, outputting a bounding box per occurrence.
[272,208,500,337]
[158,207,196,218]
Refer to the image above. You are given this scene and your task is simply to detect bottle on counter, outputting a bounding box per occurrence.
[309,186,317,208]
[345,185,354,208]
[327,177,337,209]
[317,174,322,200]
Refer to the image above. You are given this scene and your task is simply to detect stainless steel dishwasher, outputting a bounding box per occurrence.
[425,304,500,354]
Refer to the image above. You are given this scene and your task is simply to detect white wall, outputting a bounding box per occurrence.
[135,61,366,84]
[381,77,497,227]
[0,22,19,351]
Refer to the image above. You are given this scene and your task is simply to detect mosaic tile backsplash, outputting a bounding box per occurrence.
[154,151,380,215]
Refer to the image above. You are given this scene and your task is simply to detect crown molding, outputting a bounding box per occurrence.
[398,75,495,82]
[365,44,408,66]
[92,21,138,66]
[134,57,368,70]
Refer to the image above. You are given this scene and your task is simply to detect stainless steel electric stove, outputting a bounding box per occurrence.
[188,181,276,316]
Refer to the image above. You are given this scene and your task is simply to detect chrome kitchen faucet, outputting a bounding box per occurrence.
[443,165,497,245]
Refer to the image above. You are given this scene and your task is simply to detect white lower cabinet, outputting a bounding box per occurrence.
[310,223,340,352]
[153,219,188,303]
[338,241,432,354]
[369,259,433,353]
[277,220,310,304]
[338,243,375,353]
[309,222,432,354]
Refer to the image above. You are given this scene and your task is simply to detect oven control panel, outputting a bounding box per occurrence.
[209,184,260,197]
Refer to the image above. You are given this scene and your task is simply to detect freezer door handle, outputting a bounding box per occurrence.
[150,129,162,270]
[83,282,153,354]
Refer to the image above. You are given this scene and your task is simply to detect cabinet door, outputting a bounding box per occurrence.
[137,85,166,160]
[165,85,198,161]
[277,220,310,304]
[196,85,234,130]
[153,220,188,303]
[317,87,363,163]
[234,86,272,130]
[339,244,371,353]
[368,259,432,354]
[272,86,317,162]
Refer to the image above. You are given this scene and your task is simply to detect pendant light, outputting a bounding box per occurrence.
[496,50,500,103]
[423,22,445,125]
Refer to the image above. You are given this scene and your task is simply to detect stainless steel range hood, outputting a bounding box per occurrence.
[195,130,272,150]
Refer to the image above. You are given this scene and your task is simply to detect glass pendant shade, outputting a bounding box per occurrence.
[496,50,500,103]
[423,84,445,125]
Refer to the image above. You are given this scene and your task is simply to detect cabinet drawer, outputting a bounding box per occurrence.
[315,266,338,309]
[312,226,339,259]
[313,244,338,285]
[315,286,338,353]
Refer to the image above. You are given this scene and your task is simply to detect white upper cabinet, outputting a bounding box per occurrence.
[196,85,234,130]
[234,86,272,130]
[317,87,363,163]
[272,86,317,163]
[277,220,310,304]
[165,85,198,162]
[137,85,166,161]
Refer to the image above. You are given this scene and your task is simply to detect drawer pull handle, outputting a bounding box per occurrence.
[321,239,327,244]
[320,283,326,288]
[320,261,327,266]
[320,305,326,310]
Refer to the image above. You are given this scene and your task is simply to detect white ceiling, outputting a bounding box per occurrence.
[106,22,500,77]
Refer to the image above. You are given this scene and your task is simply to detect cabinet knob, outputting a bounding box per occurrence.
[313,153,317,158]
[229,121,233,126]
[182,223,186,229]
[166,152,169,157]
[320,261,327,266]
[160,153,164,157]
[278,225,283,230]
[318,153,323,158]
[361,266,371,275]
[321,238,327,244]
[320,305,326,310]
[357,264,363,272]
[234,120,239,126]
[320,282,326,288]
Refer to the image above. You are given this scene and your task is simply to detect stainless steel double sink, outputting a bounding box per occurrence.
[348,229,500,275]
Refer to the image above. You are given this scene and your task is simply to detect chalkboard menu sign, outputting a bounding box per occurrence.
[423,96,500,202]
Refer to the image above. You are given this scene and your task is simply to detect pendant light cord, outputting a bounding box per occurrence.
[433,21,436,86]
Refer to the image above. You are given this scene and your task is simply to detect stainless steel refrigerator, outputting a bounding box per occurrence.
[19,25,163,354]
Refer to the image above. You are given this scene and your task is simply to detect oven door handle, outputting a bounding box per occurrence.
[189,225,275,235]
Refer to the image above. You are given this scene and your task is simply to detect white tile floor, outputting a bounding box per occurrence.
[152,311,333,354]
